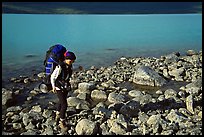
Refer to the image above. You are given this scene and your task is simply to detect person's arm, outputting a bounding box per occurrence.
[50,65,61,92]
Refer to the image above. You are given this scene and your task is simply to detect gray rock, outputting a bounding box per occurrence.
[186,94,194,114]
[166,109,188,123]
[78,82,95,93]
[164,52,180,63]
[108,92,128,103]
[186,50,198,56]
[119,100,140,117]
[2,88,14,106]
[164,89,177,99]
[75,119,98,135]
[128,90,143,97]
[67,97,90,109]
[133,65,167,87]
[186,77,202,88]
[91,89,107,102]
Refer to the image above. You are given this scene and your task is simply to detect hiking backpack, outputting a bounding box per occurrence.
[43,44,67,86]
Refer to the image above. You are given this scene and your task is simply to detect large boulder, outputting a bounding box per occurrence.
[133,65,167,87]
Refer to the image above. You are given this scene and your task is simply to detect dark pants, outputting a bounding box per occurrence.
[56,89,68,119]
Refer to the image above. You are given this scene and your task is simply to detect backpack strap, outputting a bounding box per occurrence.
[50,57,60,65]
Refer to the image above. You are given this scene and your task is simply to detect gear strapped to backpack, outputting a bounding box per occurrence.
[42,44,67,90]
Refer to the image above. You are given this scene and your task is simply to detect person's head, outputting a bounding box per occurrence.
[64,51,76,65]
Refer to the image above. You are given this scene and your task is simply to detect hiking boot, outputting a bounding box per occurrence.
[59,119,68,131]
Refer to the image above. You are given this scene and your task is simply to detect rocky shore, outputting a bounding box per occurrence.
[2,50,202,135]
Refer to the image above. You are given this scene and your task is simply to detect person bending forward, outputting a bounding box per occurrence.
[50,51,76,130]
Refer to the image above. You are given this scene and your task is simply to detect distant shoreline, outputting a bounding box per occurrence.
[2,13,202,15]
[2,2,202,14]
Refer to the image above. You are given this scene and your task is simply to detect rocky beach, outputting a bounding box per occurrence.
[2,50,202,135]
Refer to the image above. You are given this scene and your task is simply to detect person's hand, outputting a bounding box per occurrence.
[51,87,56,93]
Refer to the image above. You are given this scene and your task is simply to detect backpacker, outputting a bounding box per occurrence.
[43,44,67,87]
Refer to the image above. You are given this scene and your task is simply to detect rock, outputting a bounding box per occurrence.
[108,114,128,135]
[2,88,15,106]
[186,77,202,89]
[75,119,98,135]
[186,50,197,56]
[147,114,161,126]
[128,90,143,98]
[91,89,107,102]
[186,95,194,114]
[198,111,202,119]
[20,129,38,135]
[168,67,185,80]
[2,50,202,135]
[7,106,22,112]
[78,82,95,93]
[133,65,167,87]
[67,97,90,109]
[108,92,128,103]
[166,109,188,123]
[41,126,54,135]
[77,93,89,100]
[119,100,140,117]
[164,52,180,63]
[164,89,177,99]
[37,72,45,78]
[31,105,42,113]
[13,123,22,130]
[100,122,112,135]
[109,121,127,135]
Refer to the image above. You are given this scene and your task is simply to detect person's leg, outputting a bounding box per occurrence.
[56,102,61,114]
[55,89,61,119]
[57,89,69,130]
[57,90,68,119]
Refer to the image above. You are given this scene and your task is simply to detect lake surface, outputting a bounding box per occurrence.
[2,14,202,83]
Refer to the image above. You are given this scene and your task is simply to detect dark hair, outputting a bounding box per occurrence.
[64,51,76,60]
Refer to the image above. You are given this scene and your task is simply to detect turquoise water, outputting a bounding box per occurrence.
[2,14,202,81]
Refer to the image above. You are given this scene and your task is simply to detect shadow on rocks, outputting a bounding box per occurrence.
[140,98,185,113]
